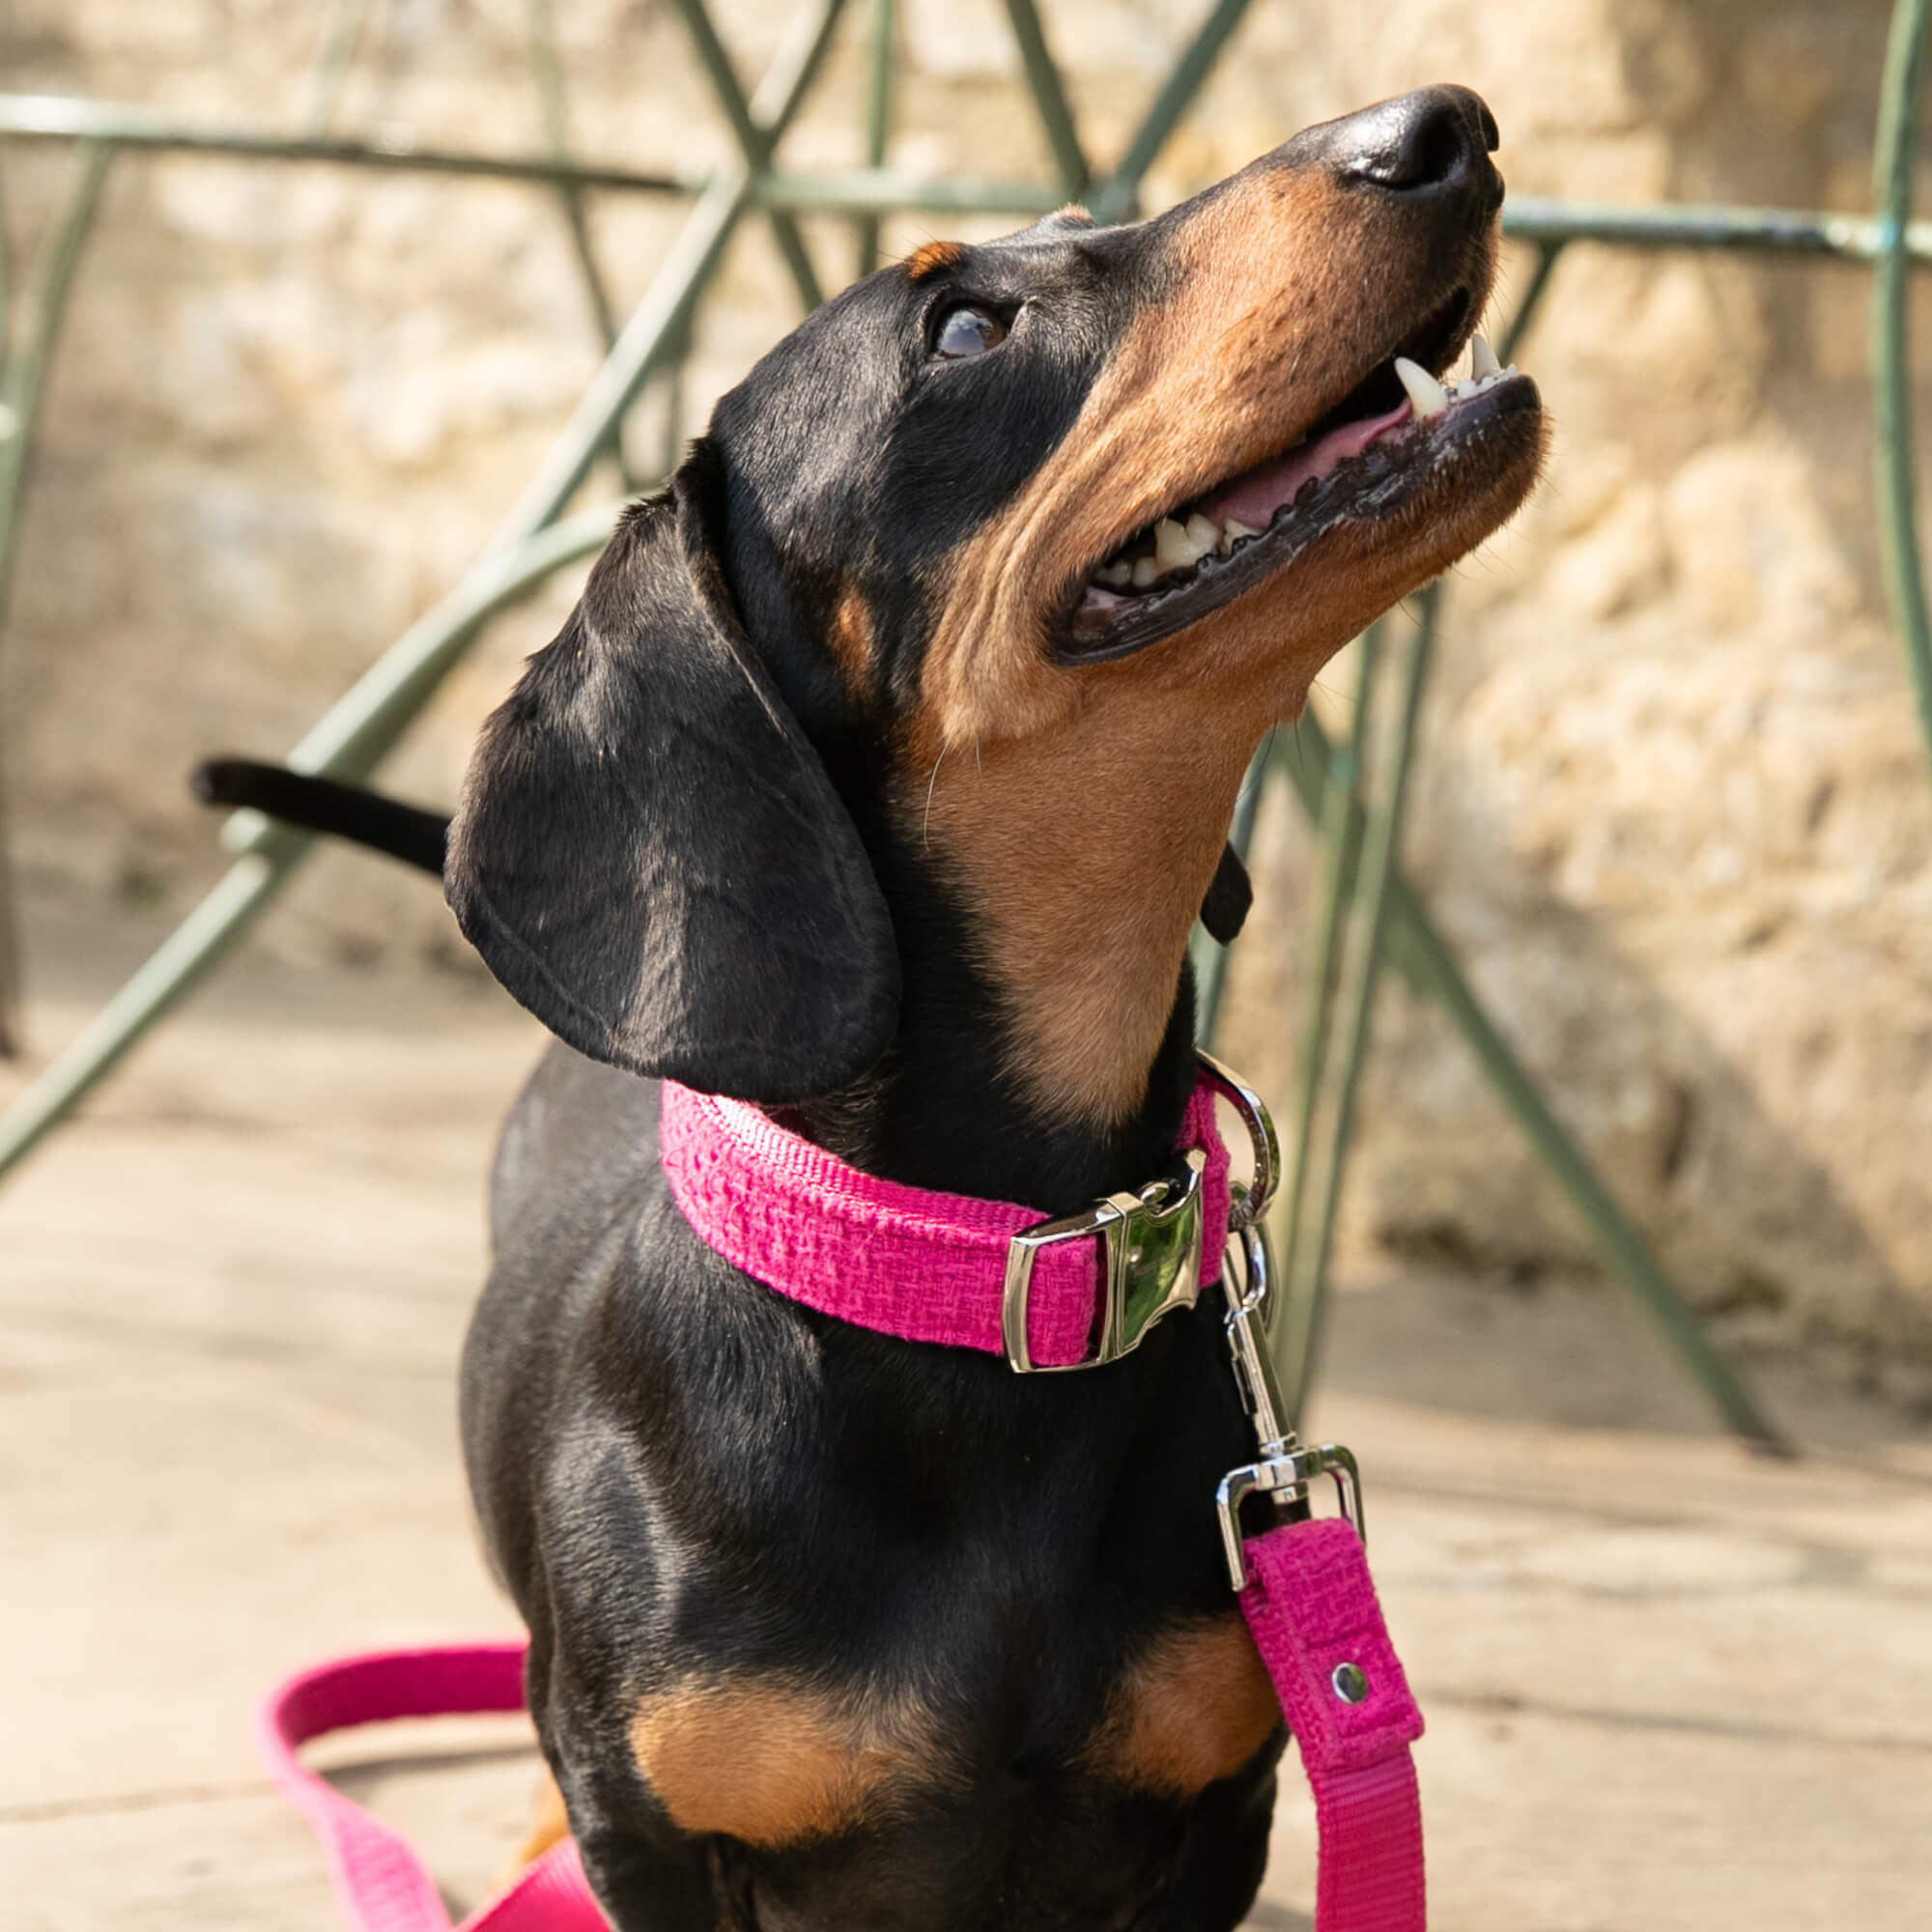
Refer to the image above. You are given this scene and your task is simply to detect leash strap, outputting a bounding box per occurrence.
[256,1643,604,1932]
[1239,1518,1427,1932]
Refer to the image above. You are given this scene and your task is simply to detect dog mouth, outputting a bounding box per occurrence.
[1057,298,1539,661]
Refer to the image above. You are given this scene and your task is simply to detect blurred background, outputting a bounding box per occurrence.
[3,4,1931,1928]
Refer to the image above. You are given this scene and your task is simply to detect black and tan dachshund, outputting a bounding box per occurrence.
[198,85,1543,1932]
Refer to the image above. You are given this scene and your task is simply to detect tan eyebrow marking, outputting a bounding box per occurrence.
[907,240,970,282]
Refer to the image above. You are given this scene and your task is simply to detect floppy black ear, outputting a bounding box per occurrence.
[445,456,900,1102]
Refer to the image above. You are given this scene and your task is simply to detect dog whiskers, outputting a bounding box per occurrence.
[922,748,947,849]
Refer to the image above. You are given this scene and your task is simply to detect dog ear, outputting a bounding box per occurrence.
[445,456,900,1103]
[1199,841,1252,945]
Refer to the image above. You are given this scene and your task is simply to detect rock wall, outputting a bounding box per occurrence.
[6,0,1930,1391]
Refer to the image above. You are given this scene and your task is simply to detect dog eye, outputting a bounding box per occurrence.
[932,306,1009,359]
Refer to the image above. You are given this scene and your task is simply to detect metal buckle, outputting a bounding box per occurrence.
[1001,1149,1206,1373]
[999,1049,1273,1375]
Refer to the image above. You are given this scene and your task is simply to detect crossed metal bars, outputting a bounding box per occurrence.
[7,0,1932,1451]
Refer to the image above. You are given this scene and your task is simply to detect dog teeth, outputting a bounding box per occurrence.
[1153,516,1214,573]
[1429,335,1524,408]
[1393,355,1448,420]
[1086,336,1529,608]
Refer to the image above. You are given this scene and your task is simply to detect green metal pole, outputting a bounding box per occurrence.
[1272,713,1791,1454]
[668,0,833,312]
[0,150,12,388]
[525,0,641,495]
[494,172,747,550]
[1276,625,1381,1318]
[0,96,1066,216]
[999,0,1090,197]
[0,139,115,1060]
[1500,193,1932,261]
[855,0,895,278]
[1090,0,1255,224]
[0,846,298,1164]
[1282,591,1438,1424]
[524,8,623,338]
[1499,241,1565,363]
[0,505,620,1182]
[1873,0,1932,779]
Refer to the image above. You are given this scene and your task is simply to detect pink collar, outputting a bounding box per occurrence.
[658,1073,1234,1370]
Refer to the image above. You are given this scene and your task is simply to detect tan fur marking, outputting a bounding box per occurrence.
[1086,1613,1281,1795]
[906,669,1277,1124]
[907,240,969,281]
[828,584,874,693]
[630,1677,935,1846]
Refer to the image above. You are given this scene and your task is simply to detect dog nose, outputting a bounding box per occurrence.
[1325,86,1499,199]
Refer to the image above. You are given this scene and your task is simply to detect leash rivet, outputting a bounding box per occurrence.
[1331,1662,1369,1704]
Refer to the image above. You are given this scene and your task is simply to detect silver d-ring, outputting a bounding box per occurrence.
[1196,1050,1280,1230]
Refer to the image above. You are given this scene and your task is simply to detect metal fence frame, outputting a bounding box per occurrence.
[6,0,1932,1453]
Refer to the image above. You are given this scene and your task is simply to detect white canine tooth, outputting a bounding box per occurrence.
[1153,517,1197,574]
[1470,333,1500,381]
[1182,512,1221,562]
[1131,555,1159,589]
[1393,355,1448,420]
[1219,517,1263,554]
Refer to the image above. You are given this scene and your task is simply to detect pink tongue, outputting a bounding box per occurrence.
[1203,398,1413,531]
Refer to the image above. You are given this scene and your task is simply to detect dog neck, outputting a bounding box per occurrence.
[794,681,1273,1217]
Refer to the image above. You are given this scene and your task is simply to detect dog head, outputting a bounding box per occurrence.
[448,86,1545,1115]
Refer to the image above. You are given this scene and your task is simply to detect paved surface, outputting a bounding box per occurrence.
[5,906,1930,1929]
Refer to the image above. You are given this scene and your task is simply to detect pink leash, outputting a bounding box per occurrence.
[262,1059,1426,1929]
[257,1642,601,1932]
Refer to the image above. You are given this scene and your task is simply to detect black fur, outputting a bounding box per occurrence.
[191,758,448,875]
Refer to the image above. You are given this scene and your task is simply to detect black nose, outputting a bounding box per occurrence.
[1326,85,1498,199]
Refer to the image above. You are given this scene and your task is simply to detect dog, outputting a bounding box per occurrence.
[199,84,1542,1931]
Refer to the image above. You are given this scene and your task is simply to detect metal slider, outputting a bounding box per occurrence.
[1215,1439,1365,1591]
[1001,1150,1206,1373]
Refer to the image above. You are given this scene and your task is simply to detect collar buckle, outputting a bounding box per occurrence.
[1001,1149,1207,1373]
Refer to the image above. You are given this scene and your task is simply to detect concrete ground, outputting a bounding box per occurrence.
[4,898,1930,1930]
